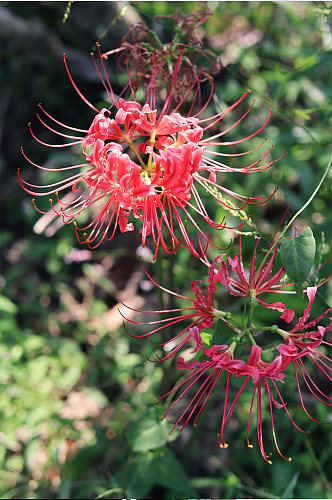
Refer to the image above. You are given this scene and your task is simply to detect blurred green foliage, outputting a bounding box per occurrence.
[1,1,331,498]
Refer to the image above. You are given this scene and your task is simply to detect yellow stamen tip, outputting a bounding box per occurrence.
[73,221,77,226]
[248,444,253,449]
[49,198,52,202]
[268,460,272,465]
[288,457,292,462]
[32,199,35,203]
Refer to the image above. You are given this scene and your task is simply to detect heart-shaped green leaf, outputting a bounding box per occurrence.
[279,227,316,295]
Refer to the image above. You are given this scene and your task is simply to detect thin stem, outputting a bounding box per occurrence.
[155,252,164,312]
[304,439,330,495]
[280,154,332,238]
[127,139,147,170]
[254,153,332,279]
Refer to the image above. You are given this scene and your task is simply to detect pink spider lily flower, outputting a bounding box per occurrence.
[19,45,284,257]
[120,255,233,361]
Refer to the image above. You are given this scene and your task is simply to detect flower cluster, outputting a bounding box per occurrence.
[19,45,283,258]
[123,236,332,462]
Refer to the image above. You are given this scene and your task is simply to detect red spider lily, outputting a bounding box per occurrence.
[120,255,232,361]
[276,286,332,426]
[19,45,283,258]
[162,318,331,463]
[158,285,332,462]
[160,340,299,463]
[218,235,296,322]
[121,236,330,360]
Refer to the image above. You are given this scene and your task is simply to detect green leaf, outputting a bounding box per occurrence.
[281,471,299,498]
[114,448,196,498]
[153,448,197,497]
[127,406,178,452]
[210,318,234,346]
[114,453,155,498]
[279,227,316,295]
[0,295,18,315]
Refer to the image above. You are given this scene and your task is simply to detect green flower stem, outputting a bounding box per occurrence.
[126,138,147,170]
[155,252,164,312]
[242,296,248,324]
[281,153,332,238]
[253,153,332,281]
[247,332,258,345]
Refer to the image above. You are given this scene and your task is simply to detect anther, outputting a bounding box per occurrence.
[248,444,253,449]
[49,198,53,202]
[268,460,272,465]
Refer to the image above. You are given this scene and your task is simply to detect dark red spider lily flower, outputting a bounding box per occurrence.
[275,286,332,427]
[160,340,296,464]
[19,45,283,258]
[120,256,233,361]
[218,233,332,323]
[121,236,330,361]
[162,318,331,463]
[218,235,295,322]
[120,255,235,362]
[124,264,331,462]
